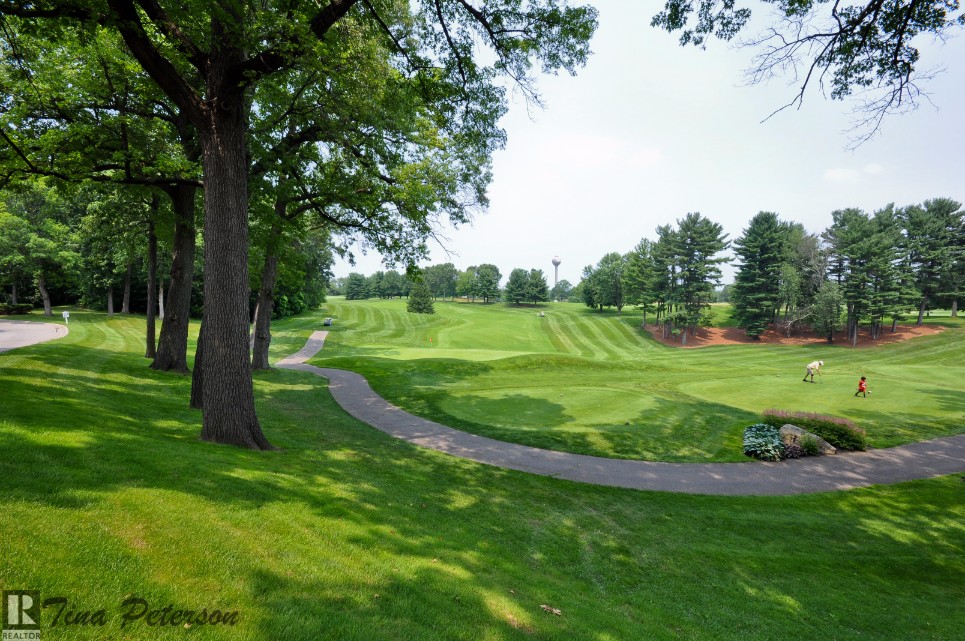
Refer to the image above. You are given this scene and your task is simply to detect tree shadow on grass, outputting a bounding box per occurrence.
[2,357,964,639]
[924,387,965,416]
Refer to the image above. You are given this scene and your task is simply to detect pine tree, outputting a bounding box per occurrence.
[623,239,656,324]
[406,280,435,314]
[526,269,549,306]
[504,268,529,305]
[904,198,964,323]
[731,212,789,338]
[675,213,729,335]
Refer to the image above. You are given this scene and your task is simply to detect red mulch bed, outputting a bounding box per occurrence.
[642,323,945,349]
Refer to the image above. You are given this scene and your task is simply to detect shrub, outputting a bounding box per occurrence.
[743,423,785,461]
[0,303,32,315]
[782,443,806,459]
[799,434,822,457]
[762,409,867,451]
[407,281,435,314]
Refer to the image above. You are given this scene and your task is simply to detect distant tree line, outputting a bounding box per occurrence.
[333,262,561,307]
[576,199,963,344]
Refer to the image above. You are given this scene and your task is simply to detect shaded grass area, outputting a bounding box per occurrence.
[1,308,963,640]
[311,300,965,461]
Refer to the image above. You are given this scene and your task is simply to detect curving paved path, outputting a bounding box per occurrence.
[278,331,965,496]
[0,318,68,353]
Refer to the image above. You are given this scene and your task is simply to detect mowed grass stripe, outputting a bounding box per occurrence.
[553,313,610,359]
[569,313,624,360]
[314,298,964,460]
[544,311,581,356]
[594,314,646,356]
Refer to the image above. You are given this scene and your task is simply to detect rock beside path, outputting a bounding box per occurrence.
[780,424,836,455]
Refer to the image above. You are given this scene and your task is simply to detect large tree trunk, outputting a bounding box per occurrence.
[196,53,273,450]
[37,274,51,316]
[916,296,928,326]
[152,186,197,374]
[251,219,283,371]
[121,261,132,313]
[10,283,17,305]
[107,286,114,317]
[146,214,157,359]
[952,299,959,317]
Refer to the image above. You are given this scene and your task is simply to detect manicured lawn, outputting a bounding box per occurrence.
[311,299,965,461]
[0,308,963,640]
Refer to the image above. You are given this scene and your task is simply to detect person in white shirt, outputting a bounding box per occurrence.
[803,360,824,383]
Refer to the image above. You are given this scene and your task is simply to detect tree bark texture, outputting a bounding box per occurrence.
[158,281,165,319]
[10,283,17,305]
[151,186,197,374]
[952,299,959,317]
[37,274,51,316]
[107,286,114,317]
[145,214,157,359]
[251,218,283,371]
[917,296,928,326]
[121,261,132,313]
[196,56,273,450]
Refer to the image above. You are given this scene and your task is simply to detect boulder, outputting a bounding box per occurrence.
[779,424,837,455]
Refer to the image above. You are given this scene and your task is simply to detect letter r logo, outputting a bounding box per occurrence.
[3,591,40,629]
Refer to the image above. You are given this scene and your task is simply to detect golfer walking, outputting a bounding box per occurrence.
[803,359,824,383]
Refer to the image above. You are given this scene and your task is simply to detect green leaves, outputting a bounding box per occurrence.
[732,211,792,338]
[406,278,435,314]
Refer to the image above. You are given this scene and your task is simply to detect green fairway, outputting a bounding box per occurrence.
[311,299,965,461]
[1,308,963,640]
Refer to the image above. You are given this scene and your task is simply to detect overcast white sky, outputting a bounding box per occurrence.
[334,1,965,286]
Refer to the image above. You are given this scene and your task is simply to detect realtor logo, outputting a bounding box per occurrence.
[2,591,40,640]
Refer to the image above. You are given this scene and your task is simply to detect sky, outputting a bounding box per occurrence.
[333,1,965,286]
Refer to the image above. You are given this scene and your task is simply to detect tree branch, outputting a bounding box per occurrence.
[134,0,207,74]
[105,0,204,126]
[237,0,361,82]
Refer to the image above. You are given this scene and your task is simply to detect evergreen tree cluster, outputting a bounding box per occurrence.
[576,199,963,343]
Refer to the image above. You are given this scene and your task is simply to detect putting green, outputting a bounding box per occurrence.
[439,385,661,431]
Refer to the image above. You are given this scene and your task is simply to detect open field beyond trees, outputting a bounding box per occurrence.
[1,306,963,640]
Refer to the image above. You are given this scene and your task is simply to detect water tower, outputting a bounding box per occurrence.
[551,256,561,287]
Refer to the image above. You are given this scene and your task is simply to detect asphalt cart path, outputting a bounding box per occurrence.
[0,318,68,353]
[278,330,965,496]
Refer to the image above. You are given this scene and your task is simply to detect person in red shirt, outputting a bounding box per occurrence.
[854,376,868,397]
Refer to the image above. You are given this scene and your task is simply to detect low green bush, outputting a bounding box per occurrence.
[0,303,33,315]
[799,434,822,457]
[743,423,785,461]
[762,409,867,451]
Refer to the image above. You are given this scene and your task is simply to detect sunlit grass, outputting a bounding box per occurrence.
[1,307,963,640]
[311,299,965,460]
